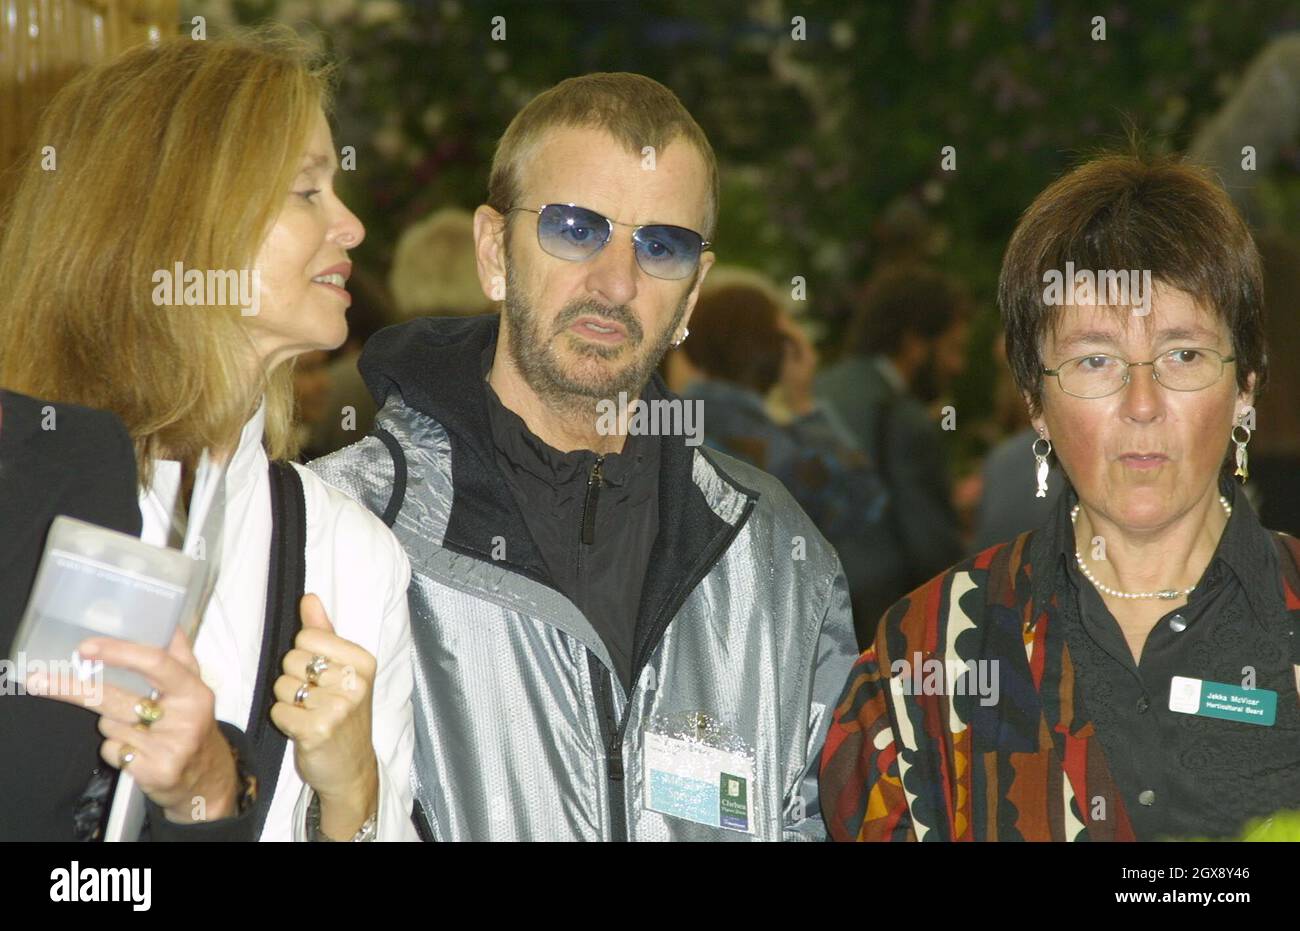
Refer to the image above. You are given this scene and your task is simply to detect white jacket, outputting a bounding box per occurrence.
[139,402,416,841]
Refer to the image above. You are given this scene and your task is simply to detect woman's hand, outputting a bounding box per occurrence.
[27,628,239,824]
[271,594,379,840]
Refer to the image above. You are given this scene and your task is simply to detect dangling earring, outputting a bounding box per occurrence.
[671,327,690,349]
[1232,417,1251,483]
[1032,428,1052,498]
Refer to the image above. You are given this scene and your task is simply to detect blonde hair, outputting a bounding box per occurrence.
[0,28,334,483]
[389,207,492,318]
[486,72,719,240]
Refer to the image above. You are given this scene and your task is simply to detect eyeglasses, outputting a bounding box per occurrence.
[504,203,711,281]
[1043,347,1236,399]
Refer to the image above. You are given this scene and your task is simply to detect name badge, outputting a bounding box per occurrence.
[643,730,755,834]
[1169,675,1277,726]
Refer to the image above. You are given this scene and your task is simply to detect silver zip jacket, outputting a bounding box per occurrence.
[309,316,859,840]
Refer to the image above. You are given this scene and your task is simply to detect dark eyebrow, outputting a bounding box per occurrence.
[1055,330,1118,354]
[1152,325,1220,345]
[1056,325,1223,356]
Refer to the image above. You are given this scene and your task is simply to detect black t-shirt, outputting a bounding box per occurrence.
[0,389,142,841]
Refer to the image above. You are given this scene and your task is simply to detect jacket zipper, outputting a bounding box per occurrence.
[595,492,757,842]
[588,650,628,841]
[581,455,604,546]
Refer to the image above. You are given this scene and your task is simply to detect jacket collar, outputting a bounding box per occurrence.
[483,338,659,491]
[361,315,759,666]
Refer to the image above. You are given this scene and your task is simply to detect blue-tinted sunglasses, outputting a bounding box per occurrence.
[505,202,711,281]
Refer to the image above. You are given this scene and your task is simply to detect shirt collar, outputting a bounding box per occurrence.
[872,355,907,394]
[225,397,268,499]
[1033,471,1279,631]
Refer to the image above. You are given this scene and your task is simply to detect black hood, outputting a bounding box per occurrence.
[360,313,501,447]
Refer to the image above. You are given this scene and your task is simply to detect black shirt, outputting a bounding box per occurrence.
[481,347,661,691]
[1052,473,1300,840]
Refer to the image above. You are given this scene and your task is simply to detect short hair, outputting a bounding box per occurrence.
[847,264,970,358]
[682,282,786,395]
[0,27,332,480]
[486,72,719,240]
[389,207,491,318]
[998,153,1267,415]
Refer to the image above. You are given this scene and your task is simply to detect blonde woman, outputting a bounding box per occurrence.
[0,31,415,841]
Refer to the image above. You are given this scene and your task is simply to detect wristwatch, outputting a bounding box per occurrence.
[306,791,378,842]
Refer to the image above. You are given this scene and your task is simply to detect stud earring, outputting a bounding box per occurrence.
[671,327,690,349]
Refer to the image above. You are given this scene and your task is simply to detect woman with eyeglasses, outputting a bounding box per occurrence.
[0,30,415,841]
[819,153,1300,842]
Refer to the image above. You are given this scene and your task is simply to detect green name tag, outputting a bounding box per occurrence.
[1169,675,1277,726]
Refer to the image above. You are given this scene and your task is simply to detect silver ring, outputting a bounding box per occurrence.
[1232,424,1251,444]
[1032,437,1052,457]
[306,655,329,686]
[294,682,311,707]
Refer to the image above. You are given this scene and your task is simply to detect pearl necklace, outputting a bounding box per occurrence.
[1070,495,1232,600]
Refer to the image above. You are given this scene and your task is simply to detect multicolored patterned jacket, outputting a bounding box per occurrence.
[819,519,1300,841]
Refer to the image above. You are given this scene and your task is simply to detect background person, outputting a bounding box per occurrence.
[665,275,893,645]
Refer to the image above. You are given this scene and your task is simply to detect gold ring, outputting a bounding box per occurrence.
[305,655,329,686]
[119,744,137,768]
[294,682,311,707]
[133,696,163,727]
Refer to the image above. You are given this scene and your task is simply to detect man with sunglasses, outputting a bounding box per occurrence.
[312,73,858,840]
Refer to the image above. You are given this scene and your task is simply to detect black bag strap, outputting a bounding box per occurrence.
[245,459,307,838]
[372,426,408,528]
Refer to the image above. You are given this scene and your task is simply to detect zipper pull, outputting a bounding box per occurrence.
[607,731,624,781]
[581,455,605,545]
